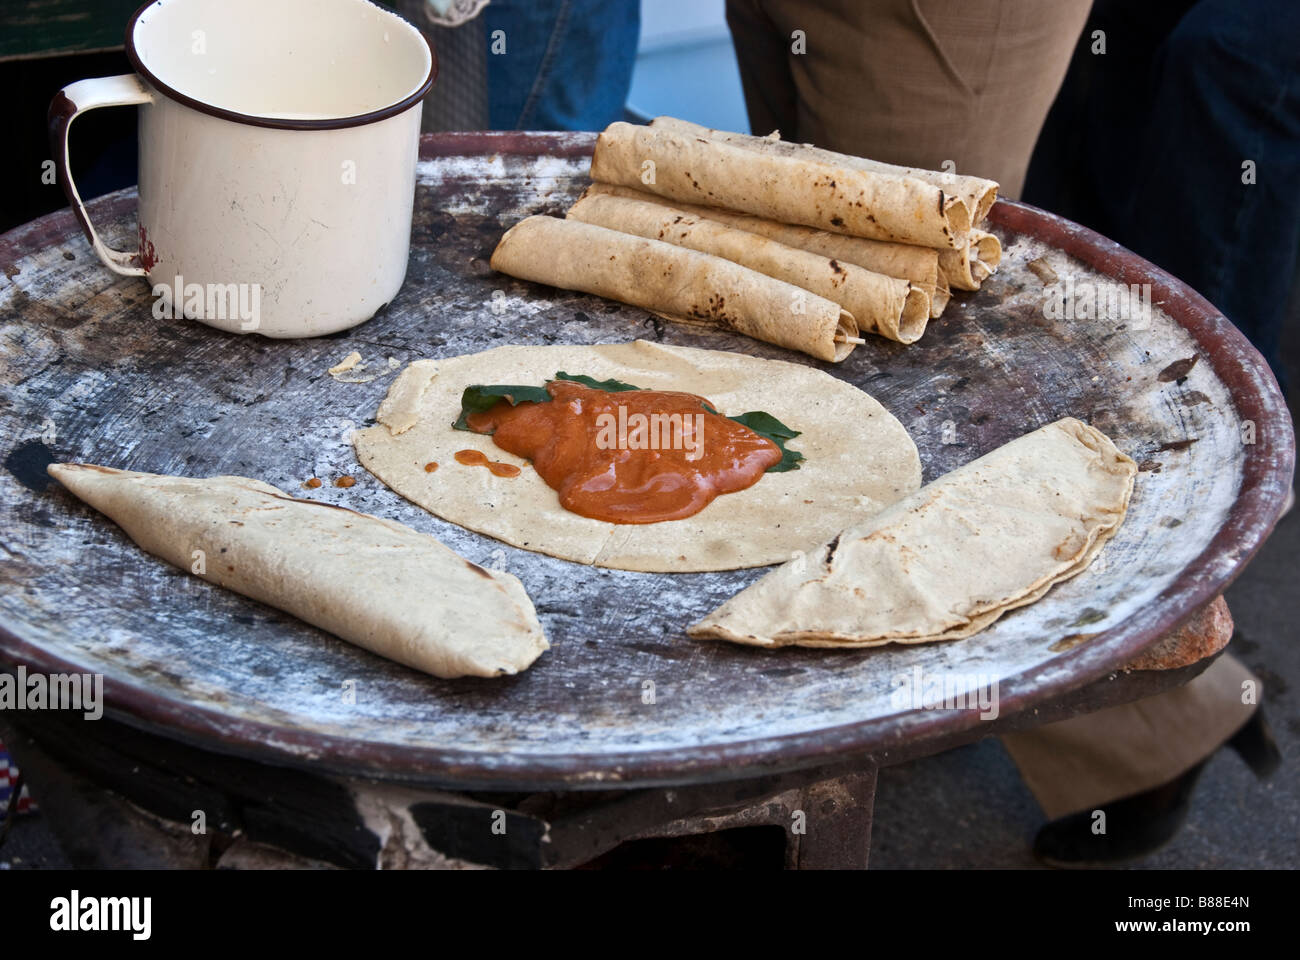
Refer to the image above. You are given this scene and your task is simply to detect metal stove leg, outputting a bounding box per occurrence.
[784,765,877,869]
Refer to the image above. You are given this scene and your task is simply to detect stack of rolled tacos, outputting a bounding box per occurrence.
[489,116,1001,362]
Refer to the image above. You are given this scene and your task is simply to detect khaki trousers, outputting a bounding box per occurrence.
[1002,654,1259,819]
[725,0,1093,197]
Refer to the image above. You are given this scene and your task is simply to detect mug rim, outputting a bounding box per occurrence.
[124,0,438,131]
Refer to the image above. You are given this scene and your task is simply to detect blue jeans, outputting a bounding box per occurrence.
[1025,0,1300,394]
[484,0,640,131]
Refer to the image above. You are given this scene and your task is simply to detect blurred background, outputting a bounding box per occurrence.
[0,0,756,233]
[627,1,747,131]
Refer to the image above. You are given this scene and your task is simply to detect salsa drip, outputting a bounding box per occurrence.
[464,380,782,524]
[454,449,521,478]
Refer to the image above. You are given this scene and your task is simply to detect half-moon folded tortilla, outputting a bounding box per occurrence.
[939,229,1004,292]
[579,183,949,318]
[688,418,1137,648]
[567,192,930,344]
[651,116,1000,227]
[353,340,922,573]
[47,463,548,678]
[590,120,969,248]
[491,215,858,362]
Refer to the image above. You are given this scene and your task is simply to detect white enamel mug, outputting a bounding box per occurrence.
[50,0,436,337]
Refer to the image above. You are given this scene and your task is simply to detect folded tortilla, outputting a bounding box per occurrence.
[567,193,930,344]
[651,116,999,228]
[689,418,1137,648]
[939,229,1004,292]
[47,463,548,678]
[578,182,947,319]
[590,120,969,248]
[490,215,859,362]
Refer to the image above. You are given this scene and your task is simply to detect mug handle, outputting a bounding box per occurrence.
[48,75,154,277]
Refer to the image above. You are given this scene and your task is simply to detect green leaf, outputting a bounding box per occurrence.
[726,411,805,472]
[553,371,642,393]
[453,383,551,431]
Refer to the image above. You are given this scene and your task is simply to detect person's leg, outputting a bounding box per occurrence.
[724,0,799,137]
[1003,655,1260,823]
[1003,654,1276,864]
[1114,0,1300,390]
[753,0,1091,197]
[484,0,640,131]
[1023,0,1196,239]
[393,0,490,132]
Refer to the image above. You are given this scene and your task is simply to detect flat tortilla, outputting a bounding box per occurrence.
[566,192,930,343]
[590,121,969,248]
[353,340,922,572]
[491,215,859,362]
[688,418,1137,647]
[47,464,548,678]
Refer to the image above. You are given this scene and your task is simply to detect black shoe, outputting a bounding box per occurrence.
[1226,708,1282,779]
[1033,709,1282,867]
[1033,762,1205,867]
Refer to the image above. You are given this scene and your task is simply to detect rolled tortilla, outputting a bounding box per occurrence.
[651,116,999,227]
[47,463,549,679]
[590,121,969,248]
[490,215,859,362]
[581,182,947,318]
[939,229,1004,292]
[567,193,930,344]
[931,271,952,317]
[689,418,1137,649]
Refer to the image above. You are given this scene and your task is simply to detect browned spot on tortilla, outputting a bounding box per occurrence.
[465,560,494,579]
[830,215,845,228]
[829,258,845,276]
[1158,355,1198,381]
[1052,535,1085,561]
